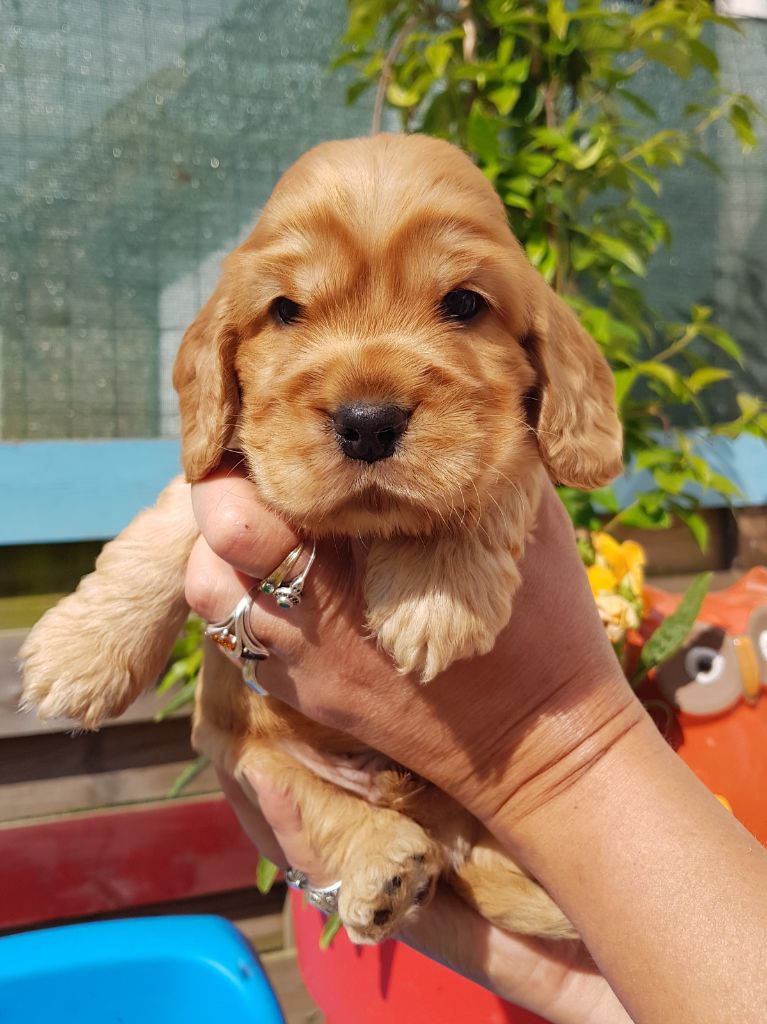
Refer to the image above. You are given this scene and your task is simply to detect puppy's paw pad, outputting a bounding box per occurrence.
[340,838,441,944]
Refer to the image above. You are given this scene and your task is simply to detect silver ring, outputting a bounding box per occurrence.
[205,595,270,694]
[259,541,317,609]
[205,595,270,661]
[285,867,341,915]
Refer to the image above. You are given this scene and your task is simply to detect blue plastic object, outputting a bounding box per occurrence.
[0,915,286,1024]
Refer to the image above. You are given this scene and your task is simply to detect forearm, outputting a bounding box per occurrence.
[493,694,767,1024]
[399,885,632,1024]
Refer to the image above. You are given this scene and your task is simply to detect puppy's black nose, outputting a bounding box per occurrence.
[332,404,411,463]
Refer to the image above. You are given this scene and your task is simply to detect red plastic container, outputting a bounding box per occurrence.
[292,891,546,1024]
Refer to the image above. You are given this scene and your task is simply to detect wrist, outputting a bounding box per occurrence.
[473,665,646,846]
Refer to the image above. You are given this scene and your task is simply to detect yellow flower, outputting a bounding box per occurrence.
[592,532,623,569]
[592,532,646,596]
[587,564,618,596]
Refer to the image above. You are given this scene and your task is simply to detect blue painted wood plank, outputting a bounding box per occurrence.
[0,440,182,545]
[614,432,767,510]
[1,433,765,545]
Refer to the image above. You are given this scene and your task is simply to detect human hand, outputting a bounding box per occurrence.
[221,767,631,1024]
[186,456,643,838]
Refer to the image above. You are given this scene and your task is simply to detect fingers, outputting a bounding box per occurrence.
[191,457,299,580]
[222,767,339,888]
[248,771,339,888]
[185,534,250,623]
[217,770,288,867]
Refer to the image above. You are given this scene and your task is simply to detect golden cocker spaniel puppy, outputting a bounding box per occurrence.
[20,134,622,943]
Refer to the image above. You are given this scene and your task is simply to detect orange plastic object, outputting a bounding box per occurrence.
[643,567,767,844]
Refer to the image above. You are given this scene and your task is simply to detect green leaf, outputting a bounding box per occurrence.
[590,232,646,276]
[502,174,535,196]
[488,84,520,116]
[572,137,607,170]
[589,486,620,514]
[467,101,500,163]
[525,237,548,267]
[639,573,712,674]
[613,368,637,408]
[642,41,692,78]
[730,104,758,152]
[617,501,672,530]
[547,0,569,41]
[697,324,743,365]
[386,82,421,108]
[319,913,343,949]
[503,57,532,84]
[516,152,555,177]
[685,367,731,394]
[652,468,686,495]
[157,656,194,695]
[635,447,678,470]
[619,89,657,119]
[425,42,452,77]
[687,39,718,75]
[707,472,742,499]
[154,677,198,721]
[256,857,280,895]
[737,393,762,419]
[637,361,681,392]
[504,192,532,211]
[674,508,709,552]
[346,79,374,105]
[168,755,210,799]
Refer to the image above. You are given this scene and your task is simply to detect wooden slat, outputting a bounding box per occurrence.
[2,435,765,546]
[0,796,257,930]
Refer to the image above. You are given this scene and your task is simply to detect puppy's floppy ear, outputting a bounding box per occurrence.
[172,289,239,482]
[524,284,623,489]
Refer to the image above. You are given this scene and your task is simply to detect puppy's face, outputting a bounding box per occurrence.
[174,135,622,537]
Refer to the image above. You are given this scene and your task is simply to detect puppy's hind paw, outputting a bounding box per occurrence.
[338,821,442,944]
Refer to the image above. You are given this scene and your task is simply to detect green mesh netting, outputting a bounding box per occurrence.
[0,5,765,441]
[0,0,371,439]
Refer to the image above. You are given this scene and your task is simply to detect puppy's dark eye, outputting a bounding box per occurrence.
[440,289,485,322]
[274,297,302,324]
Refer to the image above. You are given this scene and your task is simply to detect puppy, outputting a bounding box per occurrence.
[20,134,621,944]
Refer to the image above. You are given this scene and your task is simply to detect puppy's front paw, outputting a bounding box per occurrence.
[371,594,500,681]
[339,816,442,944]
[19,597,138,728]
[365,534,522,681]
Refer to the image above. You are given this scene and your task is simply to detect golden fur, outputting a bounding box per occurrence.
[20,134,621,944]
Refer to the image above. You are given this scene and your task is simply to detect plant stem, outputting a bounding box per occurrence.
[459,0,476,61]
[371,13,421,135]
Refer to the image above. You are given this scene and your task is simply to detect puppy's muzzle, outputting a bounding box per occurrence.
[332,403,411,463]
